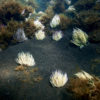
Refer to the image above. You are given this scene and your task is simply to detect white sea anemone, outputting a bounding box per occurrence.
[66,5,75,12]
[50,14,60,28]
[75,71,93,80]
[37,11,47,20]
[52,31,63,41]
[38,11,46,16]
[65,0,71,5]
[21,9,25,15]
[35,30,45,40]
[13,28,27,42]
[71,28,88,49]
[25,18,29,22]
[50,70,68,87]
[49,0,56,6]
[34,20,45,30]
[16,52,35,67]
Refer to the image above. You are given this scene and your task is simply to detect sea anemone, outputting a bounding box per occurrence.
[52,31,63,41]
[32,10,47,20]
[16,52,35,67]
[50,14,60,28]
[71,28,88,49]
[35,30,45,40]
[74,70,93,80]
[50,70,68,87]
[65,0,71,5]
[49,0,56,6]
[34,20,45,30]
[38,11,47,16]
[13,28,28,42]
[66,5,75,12]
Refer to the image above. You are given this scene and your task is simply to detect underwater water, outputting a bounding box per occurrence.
[0,0,100,100]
